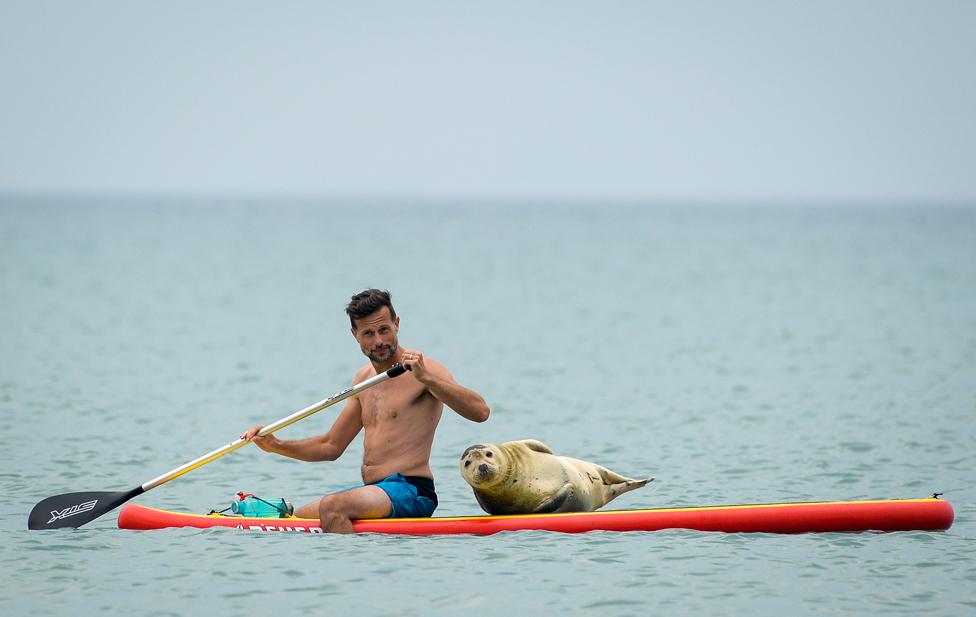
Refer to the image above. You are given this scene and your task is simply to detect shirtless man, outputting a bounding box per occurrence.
[241,289,490,533]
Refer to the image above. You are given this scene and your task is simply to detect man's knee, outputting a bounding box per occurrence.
[318,494,348,517]
[318,494,356,533]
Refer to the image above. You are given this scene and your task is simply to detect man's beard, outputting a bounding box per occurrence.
[366,343,397,363]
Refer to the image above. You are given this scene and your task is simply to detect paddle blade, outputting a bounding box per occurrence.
[28,487,143,530]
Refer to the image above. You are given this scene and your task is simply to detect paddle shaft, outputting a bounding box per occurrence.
[142,364,407,491]
[28,364,406,529]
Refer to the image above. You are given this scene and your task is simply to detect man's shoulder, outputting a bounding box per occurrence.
[352,364,375,383]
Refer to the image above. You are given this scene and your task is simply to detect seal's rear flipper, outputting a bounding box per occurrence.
[596,465,654,485]
[606,476,655,500]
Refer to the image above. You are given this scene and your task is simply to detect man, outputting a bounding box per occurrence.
[241,289,490,533]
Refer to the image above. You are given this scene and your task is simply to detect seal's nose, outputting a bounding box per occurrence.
[478,463,489,474]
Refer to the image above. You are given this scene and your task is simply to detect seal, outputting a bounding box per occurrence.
[459,439,654,515]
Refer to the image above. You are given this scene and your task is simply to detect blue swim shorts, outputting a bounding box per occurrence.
[343,473,438,518]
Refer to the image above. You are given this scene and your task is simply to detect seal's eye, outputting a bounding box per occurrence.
[464,460,471,467]
[486,451,493,458]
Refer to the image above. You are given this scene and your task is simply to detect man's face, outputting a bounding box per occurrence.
[352,307,400,363]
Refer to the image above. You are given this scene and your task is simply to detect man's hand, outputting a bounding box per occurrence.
[240,425,281,453]
[400,349,432,383]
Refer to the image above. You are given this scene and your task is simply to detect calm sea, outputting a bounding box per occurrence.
[2,196,974,616]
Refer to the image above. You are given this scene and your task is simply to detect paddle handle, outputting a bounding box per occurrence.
[140,364,407,492]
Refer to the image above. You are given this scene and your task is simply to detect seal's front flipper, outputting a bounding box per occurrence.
[532,483,578,513]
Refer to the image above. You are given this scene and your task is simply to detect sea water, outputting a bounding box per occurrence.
[1,196,974,616]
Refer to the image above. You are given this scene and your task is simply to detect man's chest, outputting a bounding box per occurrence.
[360,379,431,425]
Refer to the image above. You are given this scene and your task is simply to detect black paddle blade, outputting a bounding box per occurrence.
[28,487,143,530]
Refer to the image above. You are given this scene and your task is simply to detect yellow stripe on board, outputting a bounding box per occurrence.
[165,497,944,524]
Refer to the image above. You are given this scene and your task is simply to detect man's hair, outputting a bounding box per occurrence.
[346,289,397,328]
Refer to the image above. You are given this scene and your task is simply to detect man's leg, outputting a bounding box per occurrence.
[295,486,392,534]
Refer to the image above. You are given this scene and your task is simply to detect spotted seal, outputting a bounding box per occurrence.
[459,439,654,515]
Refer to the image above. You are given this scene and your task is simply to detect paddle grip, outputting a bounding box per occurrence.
[388,363,408,377]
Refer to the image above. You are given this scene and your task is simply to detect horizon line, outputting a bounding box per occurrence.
[2,188,975,210]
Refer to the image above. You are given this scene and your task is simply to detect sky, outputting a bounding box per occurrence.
[1,1,974,204]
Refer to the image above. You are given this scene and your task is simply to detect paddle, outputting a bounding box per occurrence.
[28,363,408,530]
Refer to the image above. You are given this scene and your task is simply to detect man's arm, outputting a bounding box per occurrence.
[402,350,490,423]
[242,396,365,461]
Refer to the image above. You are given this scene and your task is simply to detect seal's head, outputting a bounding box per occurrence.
[460,443,505,488]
